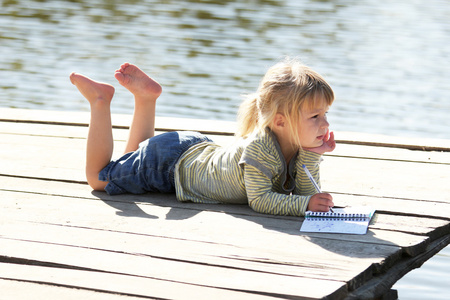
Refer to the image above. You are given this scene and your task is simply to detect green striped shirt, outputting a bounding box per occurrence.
[174,129,322,216]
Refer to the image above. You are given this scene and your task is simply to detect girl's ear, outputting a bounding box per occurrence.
[273,113,286,128]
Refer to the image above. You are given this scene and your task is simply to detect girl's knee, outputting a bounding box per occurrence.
[86,172,107,191]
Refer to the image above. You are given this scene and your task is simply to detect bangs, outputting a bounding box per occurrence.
[301,85,334,112]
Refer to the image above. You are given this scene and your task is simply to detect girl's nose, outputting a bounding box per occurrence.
[321,117,329,129]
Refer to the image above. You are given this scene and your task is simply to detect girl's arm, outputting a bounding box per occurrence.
[294,149,322,195]
[240,130,334,216]
[244,164,311,216]
[294,149,334,212]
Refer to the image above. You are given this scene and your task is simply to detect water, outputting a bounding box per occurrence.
[2,0,450,139]
[393,246,450,300]
[1,0,449,297]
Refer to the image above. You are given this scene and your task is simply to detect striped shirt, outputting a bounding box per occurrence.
[174,129,322,216]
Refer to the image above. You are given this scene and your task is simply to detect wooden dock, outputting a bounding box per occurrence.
[1,107,449,299]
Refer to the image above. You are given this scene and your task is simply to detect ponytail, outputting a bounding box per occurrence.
[236,93,259,138]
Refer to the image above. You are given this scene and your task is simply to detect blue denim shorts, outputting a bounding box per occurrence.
[99,131,213,195]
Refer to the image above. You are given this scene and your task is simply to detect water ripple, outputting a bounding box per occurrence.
[1,0,449,140]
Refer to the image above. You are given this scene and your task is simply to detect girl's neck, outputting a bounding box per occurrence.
[269,113,298,165]
[281,146,296,165]
[271,130,296,165]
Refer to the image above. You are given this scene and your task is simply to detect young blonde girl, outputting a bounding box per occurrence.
[70,58,335,217]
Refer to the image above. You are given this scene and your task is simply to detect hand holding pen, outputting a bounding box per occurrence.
[303,164,334,212]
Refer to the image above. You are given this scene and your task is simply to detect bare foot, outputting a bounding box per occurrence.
[114,63,162,101]
[70,73,115,107]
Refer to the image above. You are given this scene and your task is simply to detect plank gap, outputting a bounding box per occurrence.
[0,276,163,300]
[333,140,450,152]
[0,173,87,185]
[1,119,235,137]
[325,153,450,166]
[375,209,450,222]
[330,192,450,207]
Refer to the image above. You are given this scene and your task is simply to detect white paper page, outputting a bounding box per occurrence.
[300,207,375,235]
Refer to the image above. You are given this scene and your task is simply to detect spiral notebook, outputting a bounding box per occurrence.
[300,207,375,235]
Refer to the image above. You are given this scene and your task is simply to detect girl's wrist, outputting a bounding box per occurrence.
[303,147,324,155]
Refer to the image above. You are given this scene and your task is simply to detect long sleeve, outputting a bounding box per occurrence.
[294,149,323,196]
[238,129,323,216]
[244,164,311,216]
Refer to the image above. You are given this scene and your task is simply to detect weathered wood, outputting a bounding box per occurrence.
[345,234,450,300]
[0,277,148,300]
[2,173,449,271]
[2,174,449,222]
[3,120,450,165]
[0,192,403,274]
[0,184,441,291]
[2,129,450,204]
[0,107,237,136]
[1,176,448,244]
[0,108,449,299]
[321,155,450,202]
[330,143,450,165]
[0,237,347,299]
[2,107,450,151]
[0,262,284,300]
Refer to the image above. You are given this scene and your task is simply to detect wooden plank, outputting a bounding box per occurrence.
[2,129,450,203]
[0,133,89,183]
[0,107,237,136]
[0,238,347,299]
[2,107,450,151]
[2,120,450,165]
[335,131,450,152]
[330,193,450,221]
[3,166,450,222]
[1,177,442,242]
[321,155,450,202]
[0,277,147,300]
[0,188,438,280]
[0,220,373,291]
[0,263,281,300]
[1,187,447,295]
[0,121,234,147]
[1,108,449,299]
[329,143,450,165]
[0,191,405,271]
[2,174,449,240]
[1,187,447,298]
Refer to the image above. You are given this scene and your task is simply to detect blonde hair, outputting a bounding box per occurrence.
[236,57,334,147]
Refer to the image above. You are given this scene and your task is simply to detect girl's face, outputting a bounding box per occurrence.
[297,102,330,148]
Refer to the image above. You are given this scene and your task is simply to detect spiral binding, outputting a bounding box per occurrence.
[305,211,370,219]
[307,218,368,222]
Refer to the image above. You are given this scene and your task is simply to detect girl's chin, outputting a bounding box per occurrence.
[303,140,324,148]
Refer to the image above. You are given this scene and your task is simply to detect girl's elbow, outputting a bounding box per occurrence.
[248,197,265,213]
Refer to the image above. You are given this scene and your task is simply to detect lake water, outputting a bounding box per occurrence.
[1,0,449,298]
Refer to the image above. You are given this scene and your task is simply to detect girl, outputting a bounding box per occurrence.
[70,58,335,217]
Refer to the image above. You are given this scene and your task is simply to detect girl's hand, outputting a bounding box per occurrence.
[304,130,336,155]
[307,193,334,212]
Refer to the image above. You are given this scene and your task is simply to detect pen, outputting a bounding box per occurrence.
[302,164,334,213]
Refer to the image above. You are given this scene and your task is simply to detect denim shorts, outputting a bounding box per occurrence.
[99,131,213,195]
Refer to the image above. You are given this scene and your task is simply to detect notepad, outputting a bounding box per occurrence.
[300,207,375,235]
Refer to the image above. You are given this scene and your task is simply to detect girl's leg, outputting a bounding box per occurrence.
[70,73,115,191]
[114,63,162,154]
